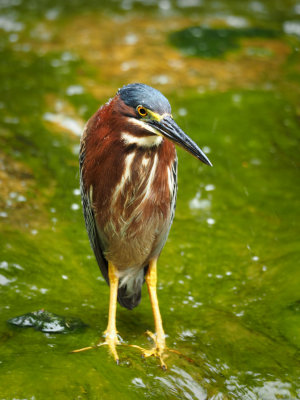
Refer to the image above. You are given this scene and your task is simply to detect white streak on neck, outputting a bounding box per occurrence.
[144,153,158,199]
[167,167,174,195]
[112,152,135,204]
[122,132,162,147]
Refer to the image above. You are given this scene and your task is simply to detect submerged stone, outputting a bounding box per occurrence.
[7,309,86,333]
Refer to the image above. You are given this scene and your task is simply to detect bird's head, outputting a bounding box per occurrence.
[115,83,212,166]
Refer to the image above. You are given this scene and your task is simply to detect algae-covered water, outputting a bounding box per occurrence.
[0,1,300,399]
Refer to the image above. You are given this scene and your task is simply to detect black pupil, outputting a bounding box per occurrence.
[139,108,146,115]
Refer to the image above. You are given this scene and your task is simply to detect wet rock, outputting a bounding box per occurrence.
[7,309,86,333]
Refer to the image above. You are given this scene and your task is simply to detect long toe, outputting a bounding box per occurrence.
[72,330,121,363]
[129,330,167,369]
[142,346,167,369]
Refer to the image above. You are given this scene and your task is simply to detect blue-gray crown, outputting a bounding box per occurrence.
[118,83,171,115]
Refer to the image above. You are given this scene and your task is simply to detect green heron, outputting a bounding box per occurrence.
[74,83,212,368]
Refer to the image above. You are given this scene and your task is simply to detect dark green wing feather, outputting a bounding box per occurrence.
[79,142,109,285]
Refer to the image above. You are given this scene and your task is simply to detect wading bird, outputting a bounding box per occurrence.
[75,83,212,368]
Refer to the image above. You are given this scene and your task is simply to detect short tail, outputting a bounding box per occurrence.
[117,265,149,310]
[117,285,142,310]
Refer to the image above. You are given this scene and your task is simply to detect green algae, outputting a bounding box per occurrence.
[169,27,280,58]
[0,1,300,399]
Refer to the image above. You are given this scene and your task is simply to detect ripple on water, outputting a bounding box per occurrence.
[156,367,207,400]
[225,375,298,400]
[131,377,146,388]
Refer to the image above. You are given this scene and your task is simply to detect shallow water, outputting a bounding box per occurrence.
[0,1,299,399]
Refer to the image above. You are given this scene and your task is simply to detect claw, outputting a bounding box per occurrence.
[129,330,167,369]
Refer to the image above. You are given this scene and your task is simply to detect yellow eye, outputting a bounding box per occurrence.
[137,105,148,117]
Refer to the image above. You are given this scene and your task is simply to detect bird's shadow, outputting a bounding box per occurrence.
[117,307,151,339]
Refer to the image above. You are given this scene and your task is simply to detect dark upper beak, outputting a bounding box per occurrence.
[149,115,212,166]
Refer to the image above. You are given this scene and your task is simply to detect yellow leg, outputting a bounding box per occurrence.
[100,261,120,362]
[130,258,167,369]
[72,262,120,364]
[147,258,166,351]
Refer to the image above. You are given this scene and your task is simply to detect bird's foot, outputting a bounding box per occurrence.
[100,329,121,364]
[130,330,167,370]
[71,329,121,364]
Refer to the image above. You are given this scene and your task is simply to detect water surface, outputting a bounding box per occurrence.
[0,1,299,399]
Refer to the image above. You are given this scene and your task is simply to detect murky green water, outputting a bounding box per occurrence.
[0,1,299,399]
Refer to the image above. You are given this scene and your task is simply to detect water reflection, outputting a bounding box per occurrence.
[189,191,211,210]
[0,15,23,32]
[43,112,83,136]
[0,274,15,286]
[283,21,300,36]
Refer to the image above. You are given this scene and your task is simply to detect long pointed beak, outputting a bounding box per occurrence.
[149,116,212,166]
